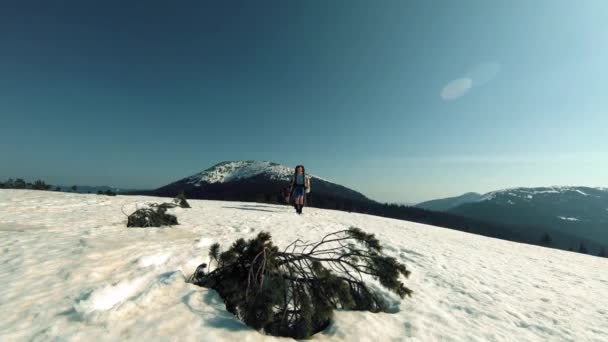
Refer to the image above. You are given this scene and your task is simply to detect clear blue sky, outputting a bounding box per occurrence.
[1,1,607,203]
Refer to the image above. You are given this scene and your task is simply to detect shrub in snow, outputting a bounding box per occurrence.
[13,178,27,189]
[32,180,51,190]
[189,228,412,339]
[539,233,552,247]
[127,203,178,228]
[578,242,588,254]
[174,191,191,208]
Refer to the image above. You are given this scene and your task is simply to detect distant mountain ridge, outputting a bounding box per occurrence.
[416,192,482,211]
[418,186,608,250]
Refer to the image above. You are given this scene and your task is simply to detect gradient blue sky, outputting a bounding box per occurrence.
[1,1,607,203]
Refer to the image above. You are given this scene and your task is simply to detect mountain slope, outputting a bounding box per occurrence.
[138,162,604,253]
[445,186,608,247]
[416,192,482,211]
[151,161,371,204]
[1,190,606,341]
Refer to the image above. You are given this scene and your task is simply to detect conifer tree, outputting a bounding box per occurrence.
[540,233,552,246]
[32,180,50,190]
[4,179,15,188]
[13,178,26,189]
[190,228,412,339]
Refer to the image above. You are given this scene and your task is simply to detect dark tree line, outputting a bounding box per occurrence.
[541,232,607,257]
[1,178,51,190]
[0,178,120,196]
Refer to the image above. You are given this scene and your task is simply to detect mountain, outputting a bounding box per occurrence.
[1,190,606,341]
[149,160,370,204]
[135,161,598,254]
[416,192,482,211]
[423,186,608,249]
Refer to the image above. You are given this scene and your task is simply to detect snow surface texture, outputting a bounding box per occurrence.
[1,190,607,341]
[187,160,320,185]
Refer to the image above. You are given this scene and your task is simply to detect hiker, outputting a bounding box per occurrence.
[290,165,309,214]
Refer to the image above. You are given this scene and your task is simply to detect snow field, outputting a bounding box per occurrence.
[0,190,607,341]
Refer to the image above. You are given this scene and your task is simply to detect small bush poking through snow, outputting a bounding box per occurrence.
[189,228,412,339]
[127,203,178,227]
[174,191,191,208]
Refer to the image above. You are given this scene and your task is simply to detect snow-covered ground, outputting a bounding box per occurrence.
[1,190,607,341]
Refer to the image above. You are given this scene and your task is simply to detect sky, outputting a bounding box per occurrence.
[1,0,607,203]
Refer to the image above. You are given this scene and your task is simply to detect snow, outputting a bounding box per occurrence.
[138,253,171,267]
[1,189,607,341]
[557,216,580,222]
[189,161,292,184]
[185,161,326,186]
[187,161,322,185]
[533,189,561,194]
[477,186,601,203]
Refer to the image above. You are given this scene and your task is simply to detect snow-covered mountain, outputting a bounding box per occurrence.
[1,189,606,341]
[420,186,608,249]
[475,186,608,203]
[185,161,309,185]
[150,161,370,204]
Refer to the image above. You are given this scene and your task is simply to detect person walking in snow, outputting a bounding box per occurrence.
[290,165,309,214]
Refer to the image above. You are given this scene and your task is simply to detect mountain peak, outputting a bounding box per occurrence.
[187,161,300,185]
[477,186,607,202]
